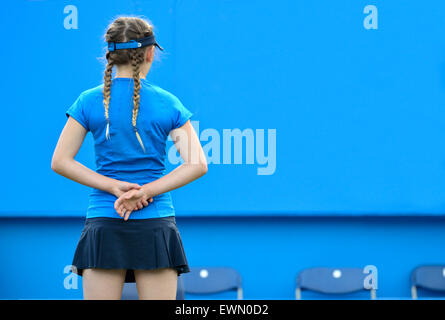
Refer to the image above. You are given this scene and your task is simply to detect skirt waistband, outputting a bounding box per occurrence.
[84,215,176,227]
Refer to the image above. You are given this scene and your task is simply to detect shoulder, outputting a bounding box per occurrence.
[146,83,193,129]
[144,83,182,106]
[77,84,104,103]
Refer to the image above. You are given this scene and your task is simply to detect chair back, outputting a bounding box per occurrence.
[182,266,243,299]
[411,265,445,299]
[296,267,376,299]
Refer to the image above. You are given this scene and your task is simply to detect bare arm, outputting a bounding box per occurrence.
[51,117,145,200]
[114,120,208,218]
[142,119,208,197]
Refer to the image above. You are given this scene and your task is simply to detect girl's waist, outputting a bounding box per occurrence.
[87,191,175,218]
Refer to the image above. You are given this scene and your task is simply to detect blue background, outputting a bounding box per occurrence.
[1,0,445,299]
[2,0,445,216]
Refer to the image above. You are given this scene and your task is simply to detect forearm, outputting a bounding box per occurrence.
[51,158,117,194]
[141,162,207,198]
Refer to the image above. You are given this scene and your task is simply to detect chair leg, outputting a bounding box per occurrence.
[237,287,243,300]
[411,286,417,300]
[295,288,301,300]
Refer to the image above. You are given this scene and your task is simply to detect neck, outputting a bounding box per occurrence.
[115,63,150,79]
[115,71,146,79]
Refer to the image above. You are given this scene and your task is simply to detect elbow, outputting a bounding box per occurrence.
[51,155,65,174]
[185,161,207,178]
[192,161,207,177]
[51,157,60,173]
[200,162,208,176]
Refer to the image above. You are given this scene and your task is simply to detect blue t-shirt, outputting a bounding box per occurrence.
[66,77,193,219]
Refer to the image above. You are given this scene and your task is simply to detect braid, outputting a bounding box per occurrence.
[103,56,114,140]
[130,49,146,152]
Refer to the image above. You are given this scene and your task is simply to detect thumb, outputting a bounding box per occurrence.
[124,192,133,200]
[123,183,140,191]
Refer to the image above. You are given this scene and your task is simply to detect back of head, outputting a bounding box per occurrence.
[103,17,157,153]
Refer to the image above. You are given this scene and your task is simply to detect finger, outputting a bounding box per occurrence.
[137,201,143,210]
[149,198,153,203]
[124,192,134,200]
[124,210,132,221]
[142,199,149,206]
[122,183,141,192]
[115,197,124,211]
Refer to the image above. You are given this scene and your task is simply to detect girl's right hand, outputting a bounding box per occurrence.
[114,188,153,220]
[111,181,152,211]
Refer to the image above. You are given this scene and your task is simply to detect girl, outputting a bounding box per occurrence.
[51,16,207,300]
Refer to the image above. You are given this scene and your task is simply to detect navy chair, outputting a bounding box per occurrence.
[296,267,376,300]
[176,276,185,300]
[121,282,138,300]
[411,265,445,299]
[181,267,243,299]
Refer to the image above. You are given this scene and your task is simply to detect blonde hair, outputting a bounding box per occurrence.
[103,17,156,152]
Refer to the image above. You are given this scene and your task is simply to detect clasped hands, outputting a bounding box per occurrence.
[112,181,153,221]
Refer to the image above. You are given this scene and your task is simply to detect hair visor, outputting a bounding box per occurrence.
[108,34,164,52]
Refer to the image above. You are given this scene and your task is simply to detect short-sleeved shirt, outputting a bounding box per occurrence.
[65,77,193,219]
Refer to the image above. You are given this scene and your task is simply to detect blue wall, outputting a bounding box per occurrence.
[1,216,445,299]
[2,0,445,216]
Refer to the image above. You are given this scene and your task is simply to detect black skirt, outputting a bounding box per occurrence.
[71,215,190,283]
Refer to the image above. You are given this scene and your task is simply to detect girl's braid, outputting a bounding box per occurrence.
[130,49,146,152]
[103,53,114,140]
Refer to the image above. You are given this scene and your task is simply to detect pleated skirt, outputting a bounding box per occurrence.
[71,215,190,283]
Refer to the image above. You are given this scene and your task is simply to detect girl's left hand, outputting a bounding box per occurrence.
[114,189,152,220]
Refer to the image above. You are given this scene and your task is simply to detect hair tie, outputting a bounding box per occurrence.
[133,126,146,153]
[105,119,110,140]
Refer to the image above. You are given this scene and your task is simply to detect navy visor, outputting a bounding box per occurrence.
[108,34,164,52]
